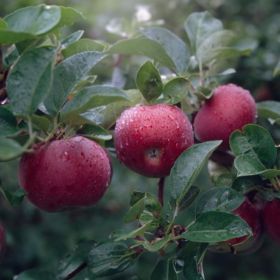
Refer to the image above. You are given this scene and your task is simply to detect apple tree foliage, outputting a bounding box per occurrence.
[0,4,279,280]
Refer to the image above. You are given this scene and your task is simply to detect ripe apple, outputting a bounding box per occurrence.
[210,199,262,254]
[0,224,5,256]
[19,136,112,212]
[114,104,194,177]
[263,199,280,242]
[194,84,256,149]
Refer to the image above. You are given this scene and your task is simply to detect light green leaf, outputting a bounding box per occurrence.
[184,11,223,52]
[62,38,106,58]
[6,46,56,116]
[4,5,61,35]
[141,27,190,73]
[257,101,280,120]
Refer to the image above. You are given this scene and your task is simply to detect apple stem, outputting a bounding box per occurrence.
[158,177,165,206]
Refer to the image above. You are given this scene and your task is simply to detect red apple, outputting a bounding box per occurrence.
[263,199,280,243]
[19,136,112,212]
[0,224,5,256]
[114,104,194,177]
[194,84,256,149]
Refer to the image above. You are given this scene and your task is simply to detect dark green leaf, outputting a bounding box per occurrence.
[13,268,54,280]
[257,101,280,120]
[151,259,179,280]
[4,5,61,35]
[124,192,161,223]
[56,241,97,280]
[44,51,106,114]
[196,188,245,215]
[87,242,135,277]
[0,29,35,45]
[0,138,24,161]
[230,124,278,178]
[177,242,207,280]
[165,141,222,210]
[179,186,200,210]
[6,46,56,116]
[0,107,19,136]
[62,38,107,58]
[182,211,252,243]
[0,187,25,206]
[136,61,162,101]
[141,27,190,73]
[184,11,223,52]
[78,124,112,141]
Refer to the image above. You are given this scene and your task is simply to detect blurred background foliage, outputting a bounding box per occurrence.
[0,0,280,279]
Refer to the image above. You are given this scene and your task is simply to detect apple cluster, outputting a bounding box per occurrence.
[16,83,280,254]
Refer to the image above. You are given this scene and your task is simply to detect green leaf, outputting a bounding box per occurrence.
[136,61,163,101]
[4,5,61,35]
[141,235,171,252]
[0,107,19,136]
[257,101,280,120]
[62,38,107,58]
[165,141,222,210]
[151,259,179,280]
[108,36,176,72]
[0,138,24,161]
[87,242,135,277]
[78,124,112,141]
[230,124,278,178]
[163,77,191,104]
[56,241,97,280]
[124,192,161,223]
[61,30,84,49]
[6,46,56,116]
[182,211,252,243]
[196,188,245,215]
[0,18,7,28]
[14,269,55,280]
[177,242,207,280]
[44,51,106,114]
[0,187,25,206]
[184,11,223,52]
[0,29,35,44]
[141,27,190,74]
[196,30,236,65]
[61,85,128,121]
[274,60,280,77]
[57,6,84,28]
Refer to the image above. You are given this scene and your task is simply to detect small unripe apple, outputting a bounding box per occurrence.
[194,84,256,149]
[263,199,280,242]
[19,136,112,212]
[114,104,194,177]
